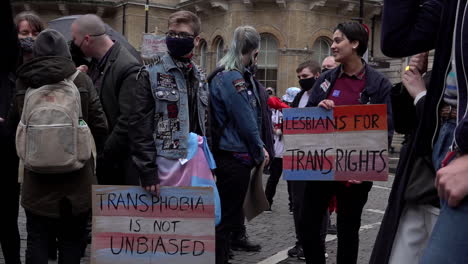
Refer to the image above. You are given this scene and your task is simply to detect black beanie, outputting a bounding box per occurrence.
[33,29,72,59]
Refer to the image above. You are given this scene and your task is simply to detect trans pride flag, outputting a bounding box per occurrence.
[282,105,389,182]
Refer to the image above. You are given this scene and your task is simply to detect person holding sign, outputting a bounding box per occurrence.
[209,26,269,264]
[299,21,393,264]
[142,10,221,223]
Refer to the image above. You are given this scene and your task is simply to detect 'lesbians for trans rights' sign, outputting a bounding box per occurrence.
[282,105,389,181]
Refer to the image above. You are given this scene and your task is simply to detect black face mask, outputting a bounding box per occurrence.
[246,51,258,72]
[248,64,258,75]
[166,36,194,58]
[299,77,316,91]
[69,41,91,66]
[322,68,329,73]
[19,37,35,53]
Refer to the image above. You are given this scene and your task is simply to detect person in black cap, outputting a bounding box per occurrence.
[11,28,108,264]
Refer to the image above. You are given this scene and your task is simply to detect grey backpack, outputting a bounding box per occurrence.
[16,70,92,173]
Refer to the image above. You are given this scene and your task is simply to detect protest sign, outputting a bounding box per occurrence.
[243,160,270,221]
[282,105,389,181]
[91,185,215,264]
[141,34,167,59]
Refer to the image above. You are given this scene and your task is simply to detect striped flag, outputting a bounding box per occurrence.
[91,185,215,264]
[282,105,389,181]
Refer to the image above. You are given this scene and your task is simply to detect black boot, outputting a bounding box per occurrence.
[230,231,261,252]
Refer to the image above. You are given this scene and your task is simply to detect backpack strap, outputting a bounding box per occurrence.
[67,70,81,83]
[65,70,84,119]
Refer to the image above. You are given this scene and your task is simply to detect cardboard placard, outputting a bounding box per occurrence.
[91,185,215,264]
[243,161,270,221]
[282,105,389,181]
[141,34,167,59]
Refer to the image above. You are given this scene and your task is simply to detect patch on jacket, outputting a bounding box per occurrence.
[163,139,180,150]
[157,73,177,89]
[233,79,246,92]
[167,103,178,118]
[320,80,331,92]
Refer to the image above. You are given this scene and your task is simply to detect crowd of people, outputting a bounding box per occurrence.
[1,0,468,263]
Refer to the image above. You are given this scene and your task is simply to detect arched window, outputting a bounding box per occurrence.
[313,37,332,64]
[198,40,208,71]
[216,38,224,64]
[257,33,278,90]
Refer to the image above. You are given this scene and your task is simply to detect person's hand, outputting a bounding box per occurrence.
[402,66,426,99]
[144,184,161,196]
[77,65,89,73]
[409,52,429,74]
[263,148,270,165]
[274,128,282,136]
[348,180,362,184]
[436,154,468,207]
[318,99,335,110]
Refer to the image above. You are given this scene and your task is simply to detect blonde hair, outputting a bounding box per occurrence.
[219,26,260,72]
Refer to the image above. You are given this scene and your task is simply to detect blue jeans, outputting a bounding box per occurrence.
[432,119,456,171]
[420,199,468,264]
[420,119,468,264]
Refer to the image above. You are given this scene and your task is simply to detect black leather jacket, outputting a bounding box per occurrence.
[95,41,157,186]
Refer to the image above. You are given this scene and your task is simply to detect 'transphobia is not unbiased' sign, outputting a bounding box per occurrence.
[282,105,389,181]
[91,185,215,264]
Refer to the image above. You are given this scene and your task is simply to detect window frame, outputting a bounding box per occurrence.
[313,37,332,64]
[257,33,279,91]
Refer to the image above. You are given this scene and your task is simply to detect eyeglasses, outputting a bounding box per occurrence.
[165,31,195,39]
[72,32,106,47]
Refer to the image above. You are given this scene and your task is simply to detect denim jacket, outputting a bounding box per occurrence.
[209,69,265,164]
[146,54,209,160]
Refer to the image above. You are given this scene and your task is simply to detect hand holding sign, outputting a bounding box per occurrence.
[318,99,335,110]
[144,183,161,196]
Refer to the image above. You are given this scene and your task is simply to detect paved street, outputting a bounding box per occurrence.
[0,136,403,264]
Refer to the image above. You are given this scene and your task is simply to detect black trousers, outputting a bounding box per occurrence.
[25,200,89,264]
[287,181,293,210]
[299,181,372,264]
[290,181,328,247]
[215,152,253,264]
[96,156,137,185]
[0,148,21,264]
[265,157,283,206]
